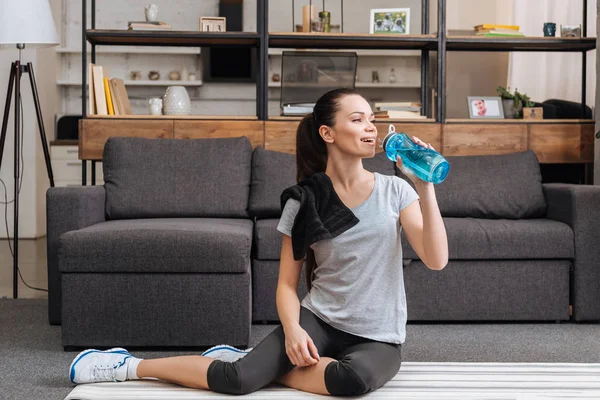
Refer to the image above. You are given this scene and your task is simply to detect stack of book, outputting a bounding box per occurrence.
[87,63,132,116]
[374,102,426,119]
[127,21,172,31]
[474,24,524,37]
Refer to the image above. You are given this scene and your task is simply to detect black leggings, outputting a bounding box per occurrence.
[207,306,402,396]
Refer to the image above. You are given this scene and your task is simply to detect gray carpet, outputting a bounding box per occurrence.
[3,299,600,400]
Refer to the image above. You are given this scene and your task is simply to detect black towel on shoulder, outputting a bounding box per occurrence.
[280,172,359,260]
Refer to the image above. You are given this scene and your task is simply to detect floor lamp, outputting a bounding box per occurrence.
[0,0,59,298]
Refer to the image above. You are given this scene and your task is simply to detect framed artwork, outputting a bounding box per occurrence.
[370,8,410,35]
[467,96,504,119]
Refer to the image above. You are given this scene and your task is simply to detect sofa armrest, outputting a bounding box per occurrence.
[543,183,600,321]
[46,186,106,325]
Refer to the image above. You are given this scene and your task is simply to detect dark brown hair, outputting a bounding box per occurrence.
[295,88,360,290]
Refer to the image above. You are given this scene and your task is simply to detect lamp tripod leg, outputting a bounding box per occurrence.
[26,62,55,187]
[13,61,21,299]
[0,62,16,171]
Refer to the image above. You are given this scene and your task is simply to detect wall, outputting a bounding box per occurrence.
[443,0,512,118]
[0,0,62,238]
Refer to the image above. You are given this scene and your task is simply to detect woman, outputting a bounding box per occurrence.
[69,88,448,397]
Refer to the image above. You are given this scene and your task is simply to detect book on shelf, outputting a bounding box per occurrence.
[88,64,132,116]
[375,110,427,119]
[474,24,520,31]
[110,78,132,115]
[103,77,115,115]
[87,63,96,115]
[476,30,524,37]
[92,65,108,115]
[473,24,523,37]
[281,103,315,116]
[128,20,163,25]
[128,21,172,31]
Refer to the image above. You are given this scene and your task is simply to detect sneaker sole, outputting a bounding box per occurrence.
[202,344,248,357]
[69,347,132,384]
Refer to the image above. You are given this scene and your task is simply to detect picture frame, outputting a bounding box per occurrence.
[200,17,226,32]
[560,24,582,38]
[370,8,410,35]
[467,96,504,119]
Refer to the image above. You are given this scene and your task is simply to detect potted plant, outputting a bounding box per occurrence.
[496,86,523,119]
[497,86,515,118]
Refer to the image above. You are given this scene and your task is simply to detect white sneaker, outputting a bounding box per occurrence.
[69,347,133,384]
[201,345,253,362]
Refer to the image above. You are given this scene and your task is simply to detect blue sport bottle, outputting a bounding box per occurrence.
[381,124,450,184]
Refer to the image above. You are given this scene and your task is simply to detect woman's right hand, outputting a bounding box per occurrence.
[283,324,320,367]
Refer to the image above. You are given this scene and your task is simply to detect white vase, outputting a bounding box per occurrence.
[145,4,158,22]
[162,86,191,115]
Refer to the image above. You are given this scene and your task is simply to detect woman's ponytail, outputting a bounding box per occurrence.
[293,88,360,291]
[295,113,327,183]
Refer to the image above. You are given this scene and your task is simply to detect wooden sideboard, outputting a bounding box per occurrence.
[79,116,594,164]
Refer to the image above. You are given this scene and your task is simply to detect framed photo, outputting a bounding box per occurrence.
[370,8,410,35]
[561,24,582,38]
[467,96,504,119]
[200,17,226,32]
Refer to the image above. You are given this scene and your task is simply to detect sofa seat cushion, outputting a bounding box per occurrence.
[59,218,253,273]
[254,219,281,260]
[402,218,574,260]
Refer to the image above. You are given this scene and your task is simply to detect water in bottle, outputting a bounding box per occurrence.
[380,124,450,184]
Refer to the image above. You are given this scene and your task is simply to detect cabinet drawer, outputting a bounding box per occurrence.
[51,145,79,160]
[52,159,103,181]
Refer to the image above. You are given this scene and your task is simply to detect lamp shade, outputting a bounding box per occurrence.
[0,0,59,48]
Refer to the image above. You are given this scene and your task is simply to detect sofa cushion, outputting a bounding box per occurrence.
[249,147,296,218]
[398,150,547,219]
[249,148,396,218]
[401,217,574,260]
[254,219,282,260]
[252,260,308,322]
[103,137,252,220]
[58,218,253,273]
[364,151,396,176]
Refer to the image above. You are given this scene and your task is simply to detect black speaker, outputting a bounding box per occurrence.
[203,0,257,83]
[219,0,243,31]
[56,115,82,140]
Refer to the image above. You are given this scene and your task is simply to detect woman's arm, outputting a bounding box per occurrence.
[276,234,304,330]
[397,136,448,271]
[401,182,448,270]
[277,234,321,366]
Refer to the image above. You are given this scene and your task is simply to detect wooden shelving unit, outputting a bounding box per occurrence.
[78,0,596,185]
[85,30,260,47]
[446,36,596,52]
[268,32,438,50]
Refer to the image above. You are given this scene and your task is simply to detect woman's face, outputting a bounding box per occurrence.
[323,94,378,157]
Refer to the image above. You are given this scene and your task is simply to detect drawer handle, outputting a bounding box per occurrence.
[66,161,82,166]
[66,150,78,154]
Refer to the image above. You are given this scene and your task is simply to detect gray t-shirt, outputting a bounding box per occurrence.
[277,172,420,344]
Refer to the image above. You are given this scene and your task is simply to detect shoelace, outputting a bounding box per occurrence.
[92,364,117,382]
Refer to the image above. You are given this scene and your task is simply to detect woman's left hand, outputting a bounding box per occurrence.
[396,136,435,185]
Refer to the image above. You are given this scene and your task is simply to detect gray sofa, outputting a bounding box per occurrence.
[248,146,600,323]
[47,136,600,348]
[48,137,254,348]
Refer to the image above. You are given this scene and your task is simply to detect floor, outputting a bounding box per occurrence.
[0,237,48,299]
